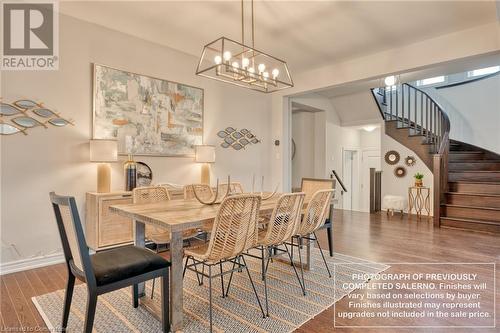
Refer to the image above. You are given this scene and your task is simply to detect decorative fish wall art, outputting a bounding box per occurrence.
[217,127,261,150]
[0,99,73,135]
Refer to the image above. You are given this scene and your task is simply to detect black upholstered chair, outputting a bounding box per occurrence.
[49,192,170,333]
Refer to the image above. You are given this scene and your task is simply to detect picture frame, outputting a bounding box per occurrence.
[92,64,204,157]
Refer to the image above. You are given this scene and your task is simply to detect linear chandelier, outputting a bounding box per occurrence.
[196,0,293,93]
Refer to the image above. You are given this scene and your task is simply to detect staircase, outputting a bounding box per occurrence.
[442,140,500,233]
[372,83,500,234]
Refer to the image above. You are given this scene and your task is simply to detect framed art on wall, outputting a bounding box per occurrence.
[92,64,204,156]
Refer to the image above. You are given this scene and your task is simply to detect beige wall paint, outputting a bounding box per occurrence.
[329,90,381,126]
[380,124,434,215]
[0,15,273,264]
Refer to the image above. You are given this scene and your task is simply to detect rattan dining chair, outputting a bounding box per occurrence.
[49,192,170,333]
[235,192,306,316]
[215,182,244,200]
[292,189,335,295]
[133,186,197,298]
[184,183,216,238]
[300,178,336,256]
[183,194,265,332]
[184,183,214,200]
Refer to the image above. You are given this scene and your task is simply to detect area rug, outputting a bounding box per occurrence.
[33,249,389,332]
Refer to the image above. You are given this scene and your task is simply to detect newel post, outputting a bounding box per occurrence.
[432,154,442,228]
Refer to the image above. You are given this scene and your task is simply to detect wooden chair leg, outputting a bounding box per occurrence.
[84,291,98,333]
[161,270,170,333]
[326,226,333,257]
[133,284,139,308]
[61,273,75,331]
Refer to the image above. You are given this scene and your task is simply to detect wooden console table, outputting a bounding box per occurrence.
[408,186,430,219]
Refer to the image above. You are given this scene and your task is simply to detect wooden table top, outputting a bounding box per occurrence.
[110,193,301,232]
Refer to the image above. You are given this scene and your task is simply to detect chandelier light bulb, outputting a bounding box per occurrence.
[232,61,239,69]
[214,55,222,65]
[248,67,255,74]
[223,51,232,62]
[384,75,396,86]
[263,71,269,80]
[258,63,266,73]
[272,68,279,78]
[242,57,250,68]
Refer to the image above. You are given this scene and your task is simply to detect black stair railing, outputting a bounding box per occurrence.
[372,83,450,155]
[372,83,450,227]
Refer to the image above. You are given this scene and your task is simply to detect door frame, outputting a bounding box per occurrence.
[360,147,382,212]
[341,146,362,211]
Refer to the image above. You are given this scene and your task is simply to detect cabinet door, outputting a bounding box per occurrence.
[99,197,133,248]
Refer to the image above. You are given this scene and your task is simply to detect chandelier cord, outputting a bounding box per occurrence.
[251,0,255,49]
[240,0,255,48]
[241,0,244,45]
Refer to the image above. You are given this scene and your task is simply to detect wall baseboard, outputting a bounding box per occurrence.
[0,253,65,275]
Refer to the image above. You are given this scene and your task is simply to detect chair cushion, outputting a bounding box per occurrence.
[90,246,170,286]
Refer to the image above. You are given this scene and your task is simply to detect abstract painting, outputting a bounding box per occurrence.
[93,64,203,156]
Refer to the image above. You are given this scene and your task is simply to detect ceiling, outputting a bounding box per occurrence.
[59,1,498,73]
[312,51,500,99]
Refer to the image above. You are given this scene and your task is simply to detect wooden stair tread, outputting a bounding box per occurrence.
[440,217,500,233]
[449,181,500,185]
[449,151,483,154]
[440,217,500,226]
[449,160,500,163]
[449,170,500,173]
[441,204,500,211]
[445,192,500,197]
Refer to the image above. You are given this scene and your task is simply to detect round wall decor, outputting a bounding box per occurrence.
[405,155,416,167]
[136,162,153,187]
[385,150,400,165]
[394,166,407,178]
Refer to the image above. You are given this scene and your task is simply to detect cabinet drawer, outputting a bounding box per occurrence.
[98,197,133,248]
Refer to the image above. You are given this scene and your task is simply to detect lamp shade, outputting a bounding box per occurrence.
[195,145,215,163]
[90,139,118,162]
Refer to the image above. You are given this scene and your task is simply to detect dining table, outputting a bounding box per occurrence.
[110,192,327,332]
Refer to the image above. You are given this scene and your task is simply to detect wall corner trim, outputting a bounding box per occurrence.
[0,252,65,275]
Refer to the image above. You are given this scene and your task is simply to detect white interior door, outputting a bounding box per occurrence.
[360,149,381,212]
[342,149,359,211]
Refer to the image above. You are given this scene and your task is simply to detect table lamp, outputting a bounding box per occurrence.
[90,139,118,193]
[195,145,215,185]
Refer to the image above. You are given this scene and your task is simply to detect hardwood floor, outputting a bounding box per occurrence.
[1,210,498,332]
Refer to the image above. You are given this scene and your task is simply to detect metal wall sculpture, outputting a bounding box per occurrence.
[0,99,73,135]
[217,127,260,150]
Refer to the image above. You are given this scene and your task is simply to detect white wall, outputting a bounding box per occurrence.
[291,111,315,188]
[425,74,500,154]
[330,91,382,126]
[380,124,434,215]
[271,22,500,189]
[0,15,273,265]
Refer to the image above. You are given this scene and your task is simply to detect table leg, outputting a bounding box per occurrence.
[134,220,146,297]
[170,230,184,332]
[305,234,311,271]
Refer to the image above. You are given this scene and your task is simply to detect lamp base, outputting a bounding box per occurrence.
[201,163,210,185]
[97,163,111,193]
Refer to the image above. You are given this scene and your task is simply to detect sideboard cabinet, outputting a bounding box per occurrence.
[86,191,133,251]
[85,188,186,251]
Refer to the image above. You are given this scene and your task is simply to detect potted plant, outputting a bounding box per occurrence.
[414,172,424,187]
